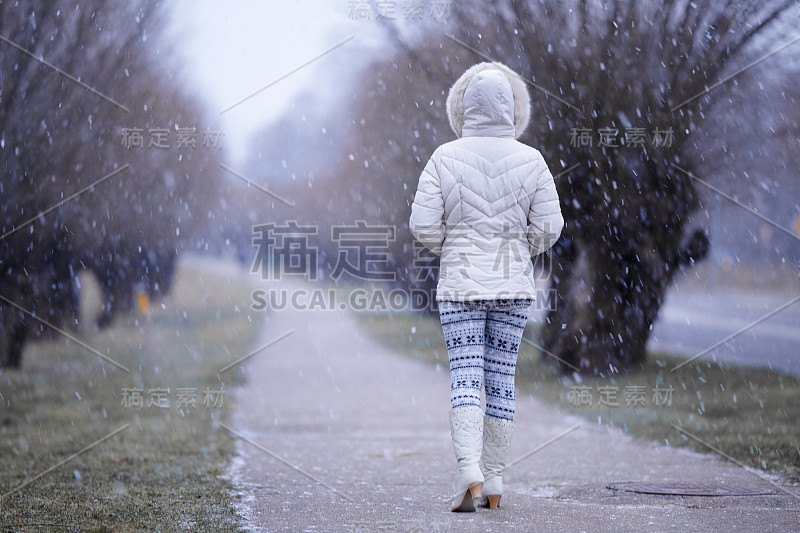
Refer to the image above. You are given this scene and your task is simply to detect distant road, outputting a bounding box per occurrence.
[529,284,800,376]
[648,286,800,376]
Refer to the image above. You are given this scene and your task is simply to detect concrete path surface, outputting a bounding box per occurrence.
[223,285,800,532]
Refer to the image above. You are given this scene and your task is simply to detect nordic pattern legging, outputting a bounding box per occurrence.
[439,299,533,421]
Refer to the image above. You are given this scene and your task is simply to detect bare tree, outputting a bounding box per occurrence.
[0,0,222,367]
[331,0,797,373]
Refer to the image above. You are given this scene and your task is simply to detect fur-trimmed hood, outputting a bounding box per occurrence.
[446,62,531,139]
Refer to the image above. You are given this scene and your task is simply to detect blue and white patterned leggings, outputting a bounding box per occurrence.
[439,299,533,421]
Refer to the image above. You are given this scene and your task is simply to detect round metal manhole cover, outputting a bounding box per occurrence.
[608,482,777,496]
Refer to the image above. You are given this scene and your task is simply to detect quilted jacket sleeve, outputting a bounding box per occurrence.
[409,150,445,255]
[527,153,564,256]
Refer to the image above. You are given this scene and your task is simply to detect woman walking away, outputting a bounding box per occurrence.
[409,62,564,512]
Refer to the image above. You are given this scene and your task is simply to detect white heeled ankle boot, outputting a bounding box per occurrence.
[480,416,514,509]
[449,405,484,512]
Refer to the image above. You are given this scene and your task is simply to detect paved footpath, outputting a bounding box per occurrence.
[224,286,800,532]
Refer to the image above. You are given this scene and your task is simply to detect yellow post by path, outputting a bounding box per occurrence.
[136,290,151,314]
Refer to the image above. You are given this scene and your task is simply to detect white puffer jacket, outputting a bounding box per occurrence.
[409,62,564,302]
